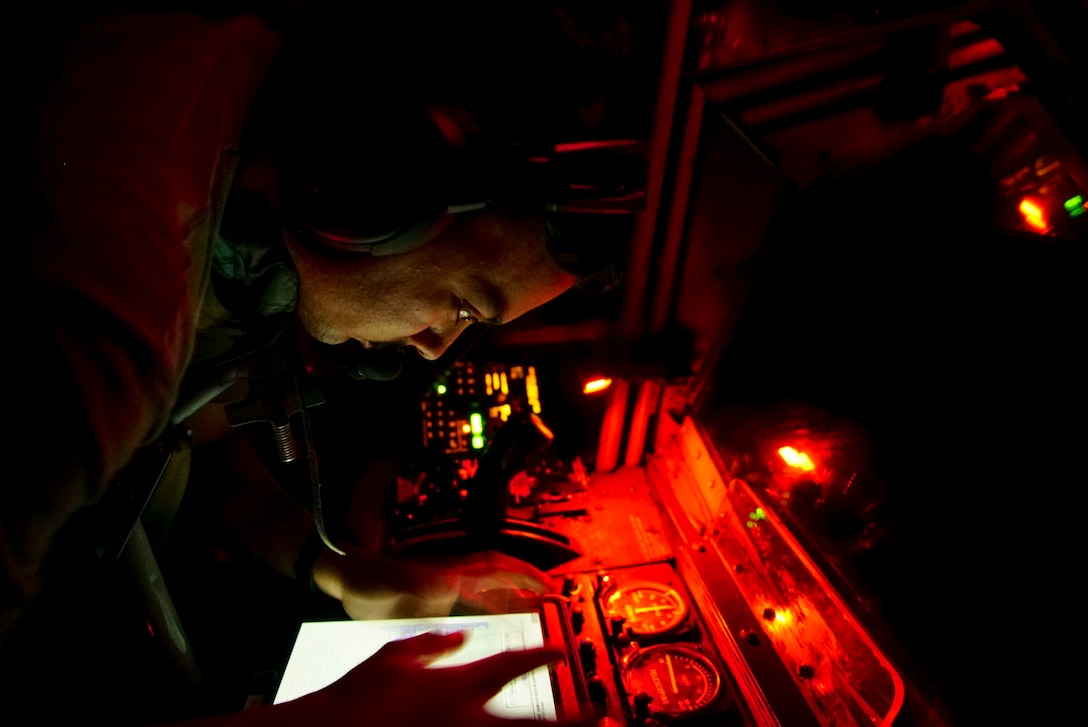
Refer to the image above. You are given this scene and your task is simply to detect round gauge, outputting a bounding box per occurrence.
[604,581,688,637]
[622,644,721,716]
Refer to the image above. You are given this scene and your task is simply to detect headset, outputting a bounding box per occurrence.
[275,99,647,258]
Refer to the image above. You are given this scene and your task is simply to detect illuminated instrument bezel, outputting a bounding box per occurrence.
[604,580,689,637]
[621,643,722,716]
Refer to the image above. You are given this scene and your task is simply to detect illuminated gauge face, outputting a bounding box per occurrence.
[605,582,688,636]
[622,645,721,716]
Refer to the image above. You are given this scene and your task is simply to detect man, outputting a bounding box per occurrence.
[6,2,633,724]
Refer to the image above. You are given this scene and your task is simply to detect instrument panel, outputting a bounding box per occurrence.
[385,358,909,726]
[558,561,744,726]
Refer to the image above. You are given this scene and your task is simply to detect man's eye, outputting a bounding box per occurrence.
[457,301,479,324]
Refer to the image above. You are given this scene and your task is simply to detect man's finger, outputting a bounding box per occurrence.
[374,630,466,666]
[504,570,549,592]
[454,646,566,696]
[479,551,552,587]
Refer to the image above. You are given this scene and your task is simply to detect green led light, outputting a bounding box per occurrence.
[472,435,485,449]
[470,412,483,434]
[1063,195,1084,212]
[435,384,447,395]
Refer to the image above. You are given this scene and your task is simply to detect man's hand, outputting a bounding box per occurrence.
[312,544,554,620]
[287,631,593,727]
[159,632,596,727]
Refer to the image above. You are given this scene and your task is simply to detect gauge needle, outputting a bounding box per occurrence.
[666,653,678,693]
[634,605,671,613]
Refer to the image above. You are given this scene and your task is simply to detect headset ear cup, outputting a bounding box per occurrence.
[314,210,457,256]
[277,115,443,253]
[365,211,457,256]
[277,101,480,255]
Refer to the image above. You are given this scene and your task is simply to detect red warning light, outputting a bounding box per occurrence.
[458,459,479,480]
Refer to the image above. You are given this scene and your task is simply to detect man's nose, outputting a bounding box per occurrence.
[407,325,463,361]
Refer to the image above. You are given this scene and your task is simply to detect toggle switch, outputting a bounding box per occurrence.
[571,605,585,634]
[578,637,597,672]
[587,673,608,705]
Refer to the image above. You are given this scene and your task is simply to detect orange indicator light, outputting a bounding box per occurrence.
[532,414,555,440]
[583,377,613,394]
[778,446,815,471]
[527,366,542,414]
[1018,198,1049,231]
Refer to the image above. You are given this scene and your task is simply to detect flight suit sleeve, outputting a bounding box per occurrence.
[3,11,281,637]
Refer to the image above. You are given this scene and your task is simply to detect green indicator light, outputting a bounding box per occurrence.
[1071,205,1086,218]
[470,412,483,434]
[436,384,447,395]
[755,507,765,519]
[1063,195,1084,212]
[472,435,484,449]
[746,520,756,529]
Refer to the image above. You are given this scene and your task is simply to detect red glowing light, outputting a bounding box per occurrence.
[554,139,640,154]
[778,446,815,471]
[583,377,613,394]
[509,471,533,500]
[458,459,479,480]
[1018,198,1049,231]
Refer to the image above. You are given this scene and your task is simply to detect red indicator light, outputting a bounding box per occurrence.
[509,471,533,501]
[458,459,479,480]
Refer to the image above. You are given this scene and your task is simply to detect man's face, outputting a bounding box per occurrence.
[284,209,575,360]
